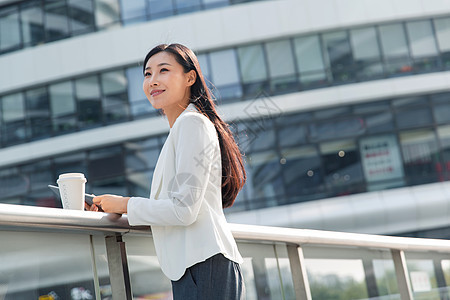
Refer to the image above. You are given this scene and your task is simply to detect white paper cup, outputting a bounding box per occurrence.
[57,173,87,210]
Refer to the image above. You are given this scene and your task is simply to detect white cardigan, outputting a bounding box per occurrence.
[127,103,243,281]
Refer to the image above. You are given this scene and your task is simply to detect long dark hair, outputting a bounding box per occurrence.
[143,43,246,208]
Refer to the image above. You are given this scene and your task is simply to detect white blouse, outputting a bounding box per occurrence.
[127,103,243,281]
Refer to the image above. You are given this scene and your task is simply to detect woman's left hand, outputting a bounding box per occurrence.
[92,194,130,214]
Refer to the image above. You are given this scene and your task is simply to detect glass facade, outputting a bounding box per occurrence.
[2,14,450,148]
[1,91,450,213]
[0,0,267,54]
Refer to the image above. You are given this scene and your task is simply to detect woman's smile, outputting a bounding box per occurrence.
[151,89,165,97]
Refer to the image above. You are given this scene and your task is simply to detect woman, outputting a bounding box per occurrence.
[89,43,246,299]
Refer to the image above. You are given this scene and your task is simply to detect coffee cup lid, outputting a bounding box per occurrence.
[58,173,86,181]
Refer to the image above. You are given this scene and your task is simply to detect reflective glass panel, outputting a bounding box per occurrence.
[75,75,102,127]
[123,235,173,298]
[245,150,284,209]
[379,23,411,74]
[0,6,21,51]
[265,40,297,92]
[406,20,438,57]
[322,31,355,82]
[293,35,327,86]
[434,17,450,67]
[49,81,76,117]
[303,246,397,300]
[120,0,147,24]
[88,146,124,180]
[405,254,442,299]
[101,70,129,123]
[237,44,268,83]
[25,87,51,139]
[20,0,45,46]
[281,146,325,202]
[320,139,365,196]
[434,17,450,52]
[147,0,175,19]
[432,93,450,124]
[406,20,439,71]
[236,243,292,299]
[350,27,383,78]
[95,0,120,27]
[127,170,152,197]
[437,125,450,181]
[53,153,87,180]
[67,0,95,34]
[44,0,70,41]
[379,23,409,57]
[175,0,202,13]
[2,92,25,123]
[399,129,440,185]
[209,49,243,100]
[0,231,95,299]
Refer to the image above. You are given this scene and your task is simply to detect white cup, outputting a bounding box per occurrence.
[57,173,87,210]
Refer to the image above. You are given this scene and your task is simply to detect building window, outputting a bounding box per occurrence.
[281,146,325,203]
[209,49,242,101]
[434,17,450,69]
[25,87,51,140]
[406,20,440,72]
[174,0,202,14]
[399,129,440,185]
[119,0,146,25]
[49,81,78,134]
[237,44,269,97]
[1,93,27,145]
[379,23,412,75]
[44,0,70,42]
[94,0,120,28]
[0,6,21,52]
[320,139,365,197]
[431,92,450,124]
[20,0,45,47]
[67,0,95,35]
[75,75,103,128]
[393,97,433,129]
[350,26,383,80]
[293,35,327,88]
[322,31,355,83]
[147,0,175,20]
[100,69,130,123]
[265,40,298,94]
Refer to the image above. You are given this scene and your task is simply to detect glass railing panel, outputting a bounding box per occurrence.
[237,242,290,300]
[404,251,450,300]
[302,245,400,300]
[0,230,96,300]
[91,235,112,299]
[122,234,172,299]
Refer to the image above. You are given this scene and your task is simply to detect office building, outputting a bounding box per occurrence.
[0,0,450,239]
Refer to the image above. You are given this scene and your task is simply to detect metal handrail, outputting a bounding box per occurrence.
[1,203,450,252]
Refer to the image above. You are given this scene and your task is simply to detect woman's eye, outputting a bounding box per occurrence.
[144,72,151,77]
[160,68,168,72]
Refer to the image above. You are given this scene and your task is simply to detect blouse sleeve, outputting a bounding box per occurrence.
[127,114,217,226]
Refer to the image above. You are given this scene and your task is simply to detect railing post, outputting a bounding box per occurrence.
[287,245,312,300]
[105,234,133,300]
[391,249,413,300]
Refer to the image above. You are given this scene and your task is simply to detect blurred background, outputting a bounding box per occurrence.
[0,0,450,240]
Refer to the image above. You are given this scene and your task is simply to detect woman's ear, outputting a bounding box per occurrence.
[186,70,197,87]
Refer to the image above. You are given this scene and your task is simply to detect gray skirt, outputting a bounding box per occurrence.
[171,253,245,300]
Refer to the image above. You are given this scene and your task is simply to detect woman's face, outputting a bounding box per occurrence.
[143,51,195,112]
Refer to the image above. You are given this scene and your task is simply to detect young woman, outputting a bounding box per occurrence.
[89,43,247,299]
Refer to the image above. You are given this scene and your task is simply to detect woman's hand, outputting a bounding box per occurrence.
[92,194,130,214]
